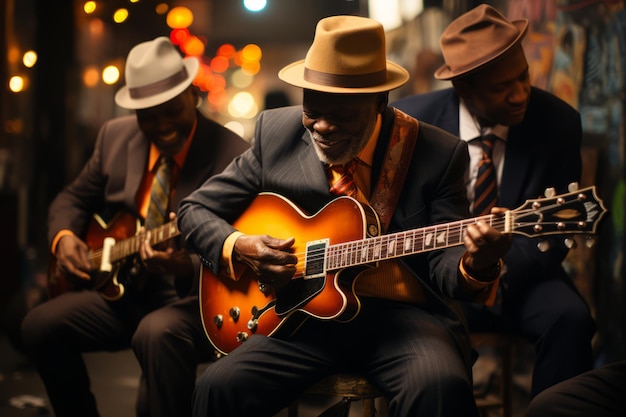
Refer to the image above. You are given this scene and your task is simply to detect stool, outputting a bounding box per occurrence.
[287,373,385,417]
[470,332,529,417]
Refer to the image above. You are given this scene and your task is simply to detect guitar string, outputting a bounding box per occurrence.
[84,204,589,274]
[287,209,588,275]
[86,226,179,264]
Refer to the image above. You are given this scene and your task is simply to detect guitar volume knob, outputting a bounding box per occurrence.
[247,319,258,332]
[229,307,241,321]
[213,314,223,329]
[236,332,249,343]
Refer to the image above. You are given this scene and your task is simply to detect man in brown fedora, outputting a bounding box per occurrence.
[393,3,596,397]
[20,37,249,417]
[179,15,510,417]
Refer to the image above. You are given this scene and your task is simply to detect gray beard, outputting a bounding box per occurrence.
[307,124,374,165]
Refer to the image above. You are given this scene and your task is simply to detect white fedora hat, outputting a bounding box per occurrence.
[115,37,199,109]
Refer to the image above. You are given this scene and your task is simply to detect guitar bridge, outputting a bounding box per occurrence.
[304,239,328,279]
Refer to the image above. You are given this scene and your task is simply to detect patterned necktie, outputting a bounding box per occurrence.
[473,134,498,216]
[329,159,358,198]
[146,156,173,229]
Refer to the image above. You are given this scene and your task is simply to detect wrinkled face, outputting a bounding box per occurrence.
[302,89,386,165]
[454,44,531,127]
[135,87,198,156]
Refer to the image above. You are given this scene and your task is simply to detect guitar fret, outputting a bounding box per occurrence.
[387,238,396,257]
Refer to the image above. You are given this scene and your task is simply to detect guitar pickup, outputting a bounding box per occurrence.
[304,239,328,279]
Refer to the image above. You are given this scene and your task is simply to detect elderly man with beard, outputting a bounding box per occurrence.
[179,15,510,417]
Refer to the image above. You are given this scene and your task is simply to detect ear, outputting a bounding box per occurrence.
[451,79,471,101]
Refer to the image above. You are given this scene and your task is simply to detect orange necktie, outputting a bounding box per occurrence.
[329,159,358,198]
[473,134,498,216]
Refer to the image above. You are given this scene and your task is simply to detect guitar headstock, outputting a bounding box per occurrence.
[509,186,607,238]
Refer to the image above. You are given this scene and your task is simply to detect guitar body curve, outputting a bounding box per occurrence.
[199,193,372,355]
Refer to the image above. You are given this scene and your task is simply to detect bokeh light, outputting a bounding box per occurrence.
[23,51,37,68]
[9,76,25,93]
[83,67,100,87]
[180,35,205,56]
[155,3,169,15]
[113,8,129,24]
[7,46,20,64]
[83,1,97,14]
[228,91,258,119]
[243,0,267,12]
[166,6,193,29]
[102,65,120,85]
[241,44,262,62]
[224,121,245,137]
[170,28,190,45]
[217,44,236,59]
[231,69,253,89]
[210,56,229,73]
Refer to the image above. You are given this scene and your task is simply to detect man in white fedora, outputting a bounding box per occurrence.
[21,36,249,417]
[179,15,510,417]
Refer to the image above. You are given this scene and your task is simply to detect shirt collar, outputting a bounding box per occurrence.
[148,117,198,171]
[459,99,509,143]
[357,113,382,167]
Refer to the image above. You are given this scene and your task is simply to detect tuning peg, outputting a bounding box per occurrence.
[544,187,556,198]
[564,237,577,249]
[568,182,579,192]
[537,240,550,252]
[585,237,596,248]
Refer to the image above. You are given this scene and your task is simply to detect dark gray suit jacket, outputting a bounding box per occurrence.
[48,110,249,294]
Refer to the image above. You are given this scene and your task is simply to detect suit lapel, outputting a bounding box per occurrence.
[125,131,148,210]
[500,127,532,207]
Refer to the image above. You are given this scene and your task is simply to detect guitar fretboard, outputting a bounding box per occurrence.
[88,221,180,270]
[323,214,507,270]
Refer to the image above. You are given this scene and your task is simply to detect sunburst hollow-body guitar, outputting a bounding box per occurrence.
[199,186,606,355]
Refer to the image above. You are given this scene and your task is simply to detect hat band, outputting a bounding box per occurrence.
[129,67,189,99]
[304,67,387,89]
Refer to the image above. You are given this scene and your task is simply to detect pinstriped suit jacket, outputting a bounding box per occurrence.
[179,105,479,368]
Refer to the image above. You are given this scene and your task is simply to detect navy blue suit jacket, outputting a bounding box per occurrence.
[393,87,583,297]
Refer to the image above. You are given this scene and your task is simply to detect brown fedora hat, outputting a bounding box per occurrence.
[279,15,409,93]
[434,4,529,80]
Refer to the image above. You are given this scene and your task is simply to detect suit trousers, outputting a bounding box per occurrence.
[465,278,596,397]
[525,360,626,417]
[21,284,213,417]
[192,298,478,417]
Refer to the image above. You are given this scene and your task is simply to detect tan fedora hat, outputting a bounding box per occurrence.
[115,37,199,109]
[279,15,409,93]
[434,4,529,80]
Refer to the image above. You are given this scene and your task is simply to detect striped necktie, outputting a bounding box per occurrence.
[473,134,498,216]
[329,159,358,198]
[146,156,173,229]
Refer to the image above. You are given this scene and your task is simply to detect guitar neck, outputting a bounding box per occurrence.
[88,221,181,269]
[324,214,505,270]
